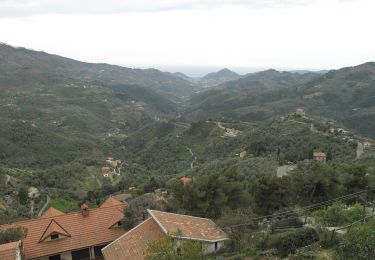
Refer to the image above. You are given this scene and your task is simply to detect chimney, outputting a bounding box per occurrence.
[81,203,89,217]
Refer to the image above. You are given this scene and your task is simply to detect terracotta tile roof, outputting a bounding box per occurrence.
[102,218,165,260]
[178,177,192,184]
[148,210,228,242]
[111,193,132,202]
[313,152,326,157]
[108,209,125,228]
[40,207,65,219]
[101,197,126,208]
[0,240,21,260]
[0,197,126,259]
[39,219,71,242]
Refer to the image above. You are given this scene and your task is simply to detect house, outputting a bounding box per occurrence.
[0,240,23,260]
[295,108,306,116]
[111,193,132,203]
[28,187,40,199]
[0,197,127,260]
[178,177,192,185]
[363,140,373,148]
[101,210,228,260]
[313,152,327,161]
[239,151,248,158]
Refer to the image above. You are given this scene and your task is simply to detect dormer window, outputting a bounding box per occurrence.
[51,234,59,240]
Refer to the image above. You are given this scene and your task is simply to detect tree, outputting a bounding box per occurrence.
[18,186,28,204]
[0,227,27,244]
[335,220,375,259]
[146,237,205,260]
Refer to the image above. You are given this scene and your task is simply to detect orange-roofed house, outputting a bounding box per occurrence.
[102,209,228,260]
[0,240,23,260]
[239,151,248,158]
[178,177,192,185]
[313,152,327,162]
[0,197,127,260]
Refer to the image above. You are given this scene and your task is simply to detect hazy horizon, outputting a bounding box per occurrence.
[1,0,374,73]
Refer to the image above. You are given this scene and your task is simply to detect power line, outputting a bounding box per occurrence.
[228,188,375,228]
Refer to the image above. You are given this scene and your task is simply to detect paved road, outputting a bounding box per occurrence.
[37,195,51,217]
[277,165,289,178]
[357,142,364,159]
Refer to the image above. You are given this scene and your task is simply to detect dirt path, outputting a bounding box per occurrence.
[5,174,10,186]
[356,142,364,159]
[37,195,51,217]
[187,148,197,169]
[217,122,227,130]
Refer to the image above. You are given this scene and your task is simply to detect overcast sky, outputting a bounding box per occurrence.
[0,0,374,75]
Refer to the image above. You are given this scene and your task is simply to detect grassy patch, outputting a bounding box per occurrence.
[49,195,79,213]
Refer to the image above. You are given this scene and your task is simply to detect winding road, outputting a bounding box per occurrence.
[37,195,51,217]
[187,148,197,169]
[356,142,364,159]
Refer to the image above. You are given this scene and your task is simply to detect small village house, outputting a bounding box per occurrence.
[101,210,228,260]
[363,140,373,148]
[0,240,23,260]
[178,177,192,185]
[101,167,111,178]
[0,197,127,260]
[313,152,327,161]
[295,108,306,117]
[239,151,248,158]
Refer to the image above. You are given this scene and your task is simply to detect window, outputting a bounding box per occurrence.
[50,234,59,240]
[49,255,61,260]
[117,221,123,227]
[215,242,218,251]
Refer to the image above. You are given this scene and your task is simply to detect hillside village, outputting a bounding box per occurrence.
[1,107,375,259]
[0,41,375,259]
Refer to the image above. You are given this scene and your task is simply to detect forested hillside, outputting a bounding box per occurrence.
[0,44,374,260]
[185,64,375,138]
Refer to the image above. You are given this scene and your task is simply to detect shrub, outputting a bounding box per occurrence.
[334,220,375,260]
[276,228,319,257]
[0,227,27,244]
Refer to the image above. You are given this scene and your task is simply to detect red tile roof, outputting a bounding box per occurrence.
[102,210,228,260]
[39,219,71,242]
[178,177,192,184]
[101,197,126,208]
[0,197,126,259]
[0,240,22,260]
[148,210,228,242]
[102,218,165,260]
[313,152,326,157]
[111,193,132,202]
[40,207,65,219]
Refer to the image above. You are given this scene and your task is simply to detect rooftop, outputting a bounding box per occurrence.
[0,240,21,260]
[148,210,228,242]
[0,198,126,259]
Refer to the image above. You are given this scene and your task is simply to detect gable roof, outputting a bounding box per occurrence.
[39,219,71,242]
[101,197,126,208]
[108,209,125,229]
[111,193,132,202]
[0,201,126,259]
[40,207,65,219]
[148,210,228,242]
[102,218,165,260]
[313,152,326,157]
[178,177,192,184]
[0,240,21,260]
